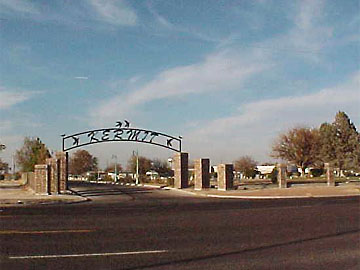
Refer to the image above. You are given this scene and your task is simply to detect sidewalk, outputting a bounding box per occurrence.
[0,186,88,207]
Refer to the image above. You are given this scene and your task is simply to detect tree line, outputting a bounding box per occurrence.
[12,140,172,177]
[11,111,359,178]
[271,111,359,176]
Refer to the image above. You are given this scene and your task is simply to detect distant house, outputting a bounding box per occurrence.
[107,171,136,180]
[146,170,159,180]
[256,165,275,175]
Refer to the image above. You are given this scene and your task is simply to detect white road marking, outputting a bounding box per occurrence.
[0,229,94,235]
[10,250,168,259]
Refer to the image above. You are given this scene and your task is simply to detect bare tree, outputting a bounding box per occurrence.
[104,163,123,173]
[271,127,319,176]
[234,156,257,178]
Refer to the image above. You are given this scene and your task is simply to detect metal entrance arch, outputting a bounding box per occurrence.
[62,120,182,153]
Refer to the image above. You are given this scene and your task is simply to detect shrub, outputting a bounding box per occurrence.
[310,168,324,177]
[268,168,278,184]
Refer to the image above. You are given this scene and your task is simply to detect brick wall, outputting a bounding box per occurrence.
[28,152,68,195]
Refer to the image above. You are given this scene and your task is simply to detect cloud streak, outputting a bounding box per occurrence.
[185,71,360,163]
[91,48,271,125]
[87,0,137,26]
[0,0,39,15]
[0,88,37,110]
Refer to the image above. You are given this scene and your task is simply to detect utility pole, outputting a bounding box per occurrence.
[12,155,15,180]
[112,155,118,182]
[133,150,139,185]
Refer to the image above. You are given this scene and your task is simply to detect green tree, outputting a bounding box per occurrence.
[332,111,360,173]
[69,150,98,175]
[234,156,257,178]
[271,127,320,176]
[126,155,151,175]
[318,122,337,166]
[15,137,51,172]
[151,158,173,177]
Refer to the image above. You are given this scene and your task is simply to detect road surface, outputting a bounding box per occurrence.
[1,182,359,269]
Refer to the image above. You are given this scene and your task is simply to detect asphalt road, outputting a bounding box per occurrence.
[0,182,359,270]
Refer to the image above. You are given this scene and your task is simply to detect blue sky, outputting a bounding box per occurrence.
[0,0,359,168]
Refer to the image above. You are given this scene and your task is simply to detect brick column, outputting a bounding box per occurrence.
[325,163,335,186]
[174,152,188,189]
[278,163,287,188]
[56,152,68,193]
[34,164,50,194]
[46,158,59,194]
[194,158,210,190]
[217,164,234,191]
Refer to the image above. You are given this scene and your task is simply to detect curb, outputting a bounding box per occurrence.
[70,181,360,200]
[205,193,360,199]
[140,184,360,199]
[68,188,92,203]
[0,197,89,207]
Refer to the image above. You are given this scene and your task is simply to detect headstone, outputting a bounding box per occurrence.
[194,158,210,190]
[218,164,234,191]
[174,152,188,189]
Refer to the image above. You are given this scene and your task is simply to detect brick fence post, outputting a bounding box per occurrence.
[34,164,50,194]
[194,158,210,190]
[217,164,234,191]
[174,152,188,189]
[278,164,287,188]
[46,158,59,194]
[324,163,335,186]
[56,152,68,193]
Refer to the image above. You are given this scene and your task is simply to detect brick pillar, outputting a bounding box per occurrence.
[34,164,50,194]
[194,158,210,190]
[56,152,68,193]
[325,163,335,186]
[278,164,287,188]
[46,158,59,194]
[174,152,188,189]
[218,164,234,191]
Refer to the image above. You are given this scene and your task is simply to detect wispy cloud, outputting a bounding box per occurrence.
[0,0,39,15]
[146,2,224,44]
[87,0,137,26]
[147,3,173,29]
[0,88,37,109]
[224,0,333,62]
[289,0,332,54]
[91,48,271,125]
[74,76,89,80]
[185,71,360,163]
